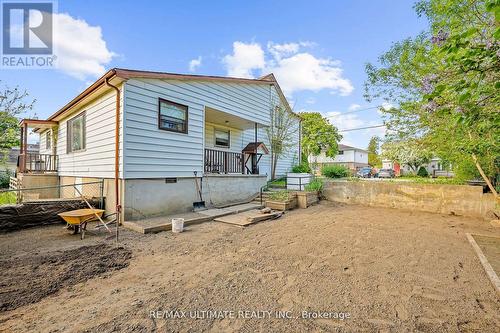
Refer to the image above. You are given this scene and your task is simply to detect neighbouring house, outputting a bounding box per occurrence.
[14,68,301,221]
[382,158,454,177]
[0,144,39,173]
[309,144,369,173]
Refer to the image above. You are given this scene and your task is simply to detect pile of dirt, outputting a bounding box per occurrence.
[0,244,132,311]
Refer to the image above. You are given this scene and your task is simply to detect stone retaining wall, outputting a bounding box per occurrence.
[323,180,497,219]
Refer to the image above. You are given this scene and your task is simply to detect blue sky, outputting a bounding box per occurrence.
[1,0,427,148]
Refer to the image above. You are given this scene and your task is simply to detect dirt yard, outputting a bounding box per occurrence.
[0,202,499,332]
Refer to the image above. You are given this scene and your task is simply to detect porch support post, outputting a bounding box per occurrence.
[23,123,28,154]
[19,125,24,173]
[254,122,258,174]
[24,124,28,172]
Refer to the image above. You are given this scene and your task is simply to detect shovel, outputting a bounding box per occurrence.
[193,171,206,211]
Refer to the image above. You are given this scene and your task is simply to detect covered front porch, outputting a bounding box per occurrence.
[203,107,269,176]
[18,119,59,174]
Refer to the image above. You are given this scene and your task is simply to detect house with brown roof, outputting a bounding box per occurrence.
[15,68,301,221]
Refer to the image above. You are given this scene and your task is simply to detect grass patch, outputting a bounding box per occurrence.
[0,191,17,205]
[344,176,466,185]
[394,176,466,185]
[268,190,293,202]
[305,178,323,192]
[269,177,286,187]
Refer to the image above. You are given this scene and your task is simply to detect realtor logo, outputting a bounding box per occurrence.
[1,1,56,68]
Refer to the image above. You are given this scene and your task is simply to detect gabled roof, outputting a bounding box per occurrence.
[338,144,369,153]
[242,142,269,154]
[46,68,300,122]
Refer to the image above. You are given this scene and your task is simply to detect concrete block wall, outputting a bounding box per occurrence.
[323,180,497,219]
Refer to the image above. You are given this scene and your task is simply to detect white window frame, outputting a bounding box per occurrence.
[214,128,230,148]
[67,112,86,153]
[45,130,51,150]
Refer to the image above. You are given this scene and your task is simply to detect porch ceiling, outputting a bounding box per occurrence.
[205,107,262,130]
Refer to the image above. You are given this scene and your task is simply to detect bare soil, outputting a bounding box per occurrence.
[0,202,499,333]
[0,244,132,312]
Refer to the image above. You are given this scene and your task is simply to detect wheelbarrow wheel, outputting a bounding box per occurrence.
[72,225,79,235]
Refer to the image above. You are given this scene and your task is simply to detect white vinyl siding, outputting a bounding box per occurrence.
[56,87,124,178]
[123,78,283,179]
[39,130,52,155]
[51,78,299,180]
[205,123,243,152]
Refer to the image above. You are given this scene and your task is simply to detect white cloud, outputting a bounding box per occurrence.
[381,102,394,110]
[348,103,361,111]
[189,56,202,72]
[222,41,353,96]
[267,42,300,60]
[52,13,115,80]
[267,41,315,60]
[267,53,353,96]
[379,102,394,115]
[305,97,316,105]
[222,41,265,78]
[326,111,364,131]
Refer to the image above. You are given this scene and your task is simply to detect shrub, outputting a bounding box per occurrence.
[0,169,12,189]
[291,163,311,173]
[268,190,293,202]
[321,165,350,178]
[305,178,323,192]
[417,166,429,177]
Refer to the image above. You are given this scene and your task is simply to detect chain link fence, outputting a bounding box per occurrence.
[0,179,105,208]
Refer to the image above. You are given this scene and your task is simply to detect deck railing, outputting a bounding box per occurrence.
[204,148,244,174]
[19,153,58,173]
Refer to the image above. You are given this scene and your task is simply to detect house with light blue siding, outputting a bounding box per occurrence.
[20,68,301,220]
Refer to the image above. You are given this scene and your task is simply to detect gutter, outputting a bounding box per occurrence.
[48,69,118,121]
[105,75,121,242]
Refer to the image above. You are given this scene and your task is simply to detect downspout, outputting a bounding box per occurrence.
[105,75,121,242]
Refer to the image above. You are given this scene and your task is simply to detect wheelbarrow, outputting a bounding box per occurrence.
[58,208,105,239]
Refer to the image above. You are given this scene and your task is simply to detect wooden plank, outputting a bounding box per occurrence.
[466,233,500,294]
[214,209,281,227]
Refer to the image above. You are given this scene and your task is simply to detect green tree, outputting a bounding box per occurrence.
[0,83,35,151]
[299,112,342,163]
[0,83,36,170]
[266,103,299,180]
[367,136,381,167]
[382,140,433,173]
[365,0,500,196]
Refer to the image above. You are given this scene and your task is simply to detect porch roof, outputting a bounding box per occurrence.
[20,119,58,132]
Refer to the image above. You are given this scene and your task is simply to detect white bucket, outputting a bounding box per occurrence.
[171,218,184,233]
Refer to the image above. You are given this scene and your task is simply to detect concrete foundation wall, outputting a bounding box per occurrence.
[18,174,59,199]
[324,180,497,219]
[124,175,266,220]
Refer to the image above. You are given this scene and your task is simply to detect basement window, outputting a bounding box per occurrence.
[67,112,86,153]
[159,98,188,133]
[214,128,230,148]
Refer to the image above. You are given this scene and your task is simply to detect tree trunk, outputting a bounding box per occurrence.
[467,131,498,198]
[472,153,498,198]
[271,153,278,180]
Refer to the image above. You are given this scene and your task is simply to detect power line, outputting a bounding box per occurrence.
[325,105,382,118]
[338,124,386,132]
